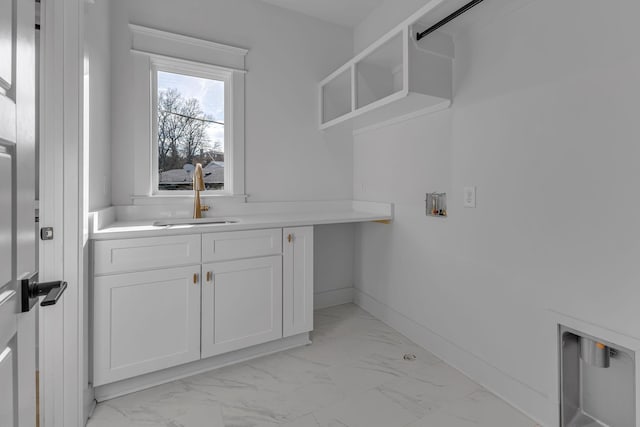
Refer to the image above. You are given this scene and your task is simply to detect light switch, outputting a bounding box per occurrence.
[464,187,476,208]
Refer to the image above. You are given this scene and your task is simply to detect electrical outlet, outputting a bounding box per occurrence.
[464,186,476,208]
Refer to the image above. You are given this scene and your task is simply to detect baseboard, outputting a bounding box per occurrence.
[354,289,557,427]
[94,333,310,402]
[83,386,96,422]
[314,287,354,309]
[85,399,96,421]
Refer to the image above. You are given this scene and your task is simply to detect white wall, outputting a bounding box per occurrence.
[108,0,357,296]
[85,0,112,211]
[353,0,431,53]
[353,0,640,425]
[110,0,354,205]
[314,223,356,306]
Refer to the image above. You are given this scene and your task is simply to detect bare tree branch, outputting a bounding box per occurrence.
[157,88,223,174]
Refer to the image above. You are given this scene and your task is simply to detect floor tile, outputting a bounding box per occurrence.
[407,389,540,427]
[313,387,421,427]
[87,304,537,427]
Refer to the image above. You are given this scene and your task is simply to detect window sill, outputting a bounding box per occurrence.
[131,193,247,206]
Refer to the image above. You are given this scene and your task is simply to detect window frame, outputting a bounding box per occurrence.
[128,25,247,202]
[151,57,233,196]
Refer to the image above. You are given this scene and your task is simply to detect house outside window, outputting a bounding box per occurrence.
[155,70,226,191]
[152,61,232,194]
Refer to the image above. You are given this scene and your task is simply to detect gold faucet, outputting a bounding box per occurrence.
[192,163,209,219]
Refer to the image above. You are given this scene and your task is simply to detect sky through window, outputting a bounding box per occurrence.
[157,71,225,151]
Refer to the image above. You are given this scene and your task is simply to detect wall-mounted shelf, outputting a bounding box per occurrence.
[319,16,454,132]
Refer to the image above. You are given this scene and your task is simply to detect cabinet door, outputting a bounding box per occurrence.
[201,256,282,358]
[283,226,314,337]
[93,266,201,386]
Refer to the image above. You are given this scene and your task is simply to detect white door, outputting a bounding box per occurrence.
[0,0,38,425]
[201,257,283,358]
[282,227,314,337]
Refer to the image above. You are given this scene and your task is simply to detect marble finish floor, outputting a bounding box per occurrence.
[87,304,540,427]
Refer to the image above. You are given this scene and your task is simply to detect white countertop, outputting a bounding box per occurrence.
[90,200,393,240]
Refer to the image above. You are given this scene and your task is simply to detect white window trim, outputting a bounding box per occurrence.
[128,25,247,202]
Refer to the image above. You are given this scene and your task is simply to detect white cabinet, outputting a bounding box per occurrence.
[283,227,314,337]
[320,18,453,131]
[201,256,282,358]
[93,226,313,387]
[93,266,201,386]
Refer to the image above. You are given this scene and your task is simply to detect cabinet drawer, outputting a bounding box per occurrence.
[93,235,201,275]
[202,229,282,262]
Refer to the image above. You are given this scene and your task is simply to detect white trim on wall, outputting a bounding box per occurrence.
[314,288,354,309]
[130,50,248,75]
[39,0,86,425]
[128,25,247,201]
[129,24,248,62]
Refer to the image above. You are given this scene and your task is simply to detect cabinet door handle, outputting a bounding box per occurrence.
[287,234,293,243]
[193,273,198,284]
[206,271,212,282]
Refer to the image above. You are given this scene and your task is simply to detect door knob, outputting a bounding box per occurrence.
[21,272,68,312]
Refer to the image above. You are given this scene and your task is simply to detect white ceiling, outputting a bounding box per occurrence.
[413,0,500,35]
[257,0,517,36]
[416,0,535,36]
[257,0,386,28]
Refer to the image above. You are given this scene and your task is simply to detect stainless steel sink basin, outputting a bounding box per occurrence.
[153,218,239,227]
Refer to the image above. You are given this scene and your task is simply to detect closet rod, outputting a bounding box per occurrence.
[416,0,485,41]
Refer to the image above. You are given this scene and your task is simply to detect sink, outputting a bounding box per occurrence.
[153,218,239,227]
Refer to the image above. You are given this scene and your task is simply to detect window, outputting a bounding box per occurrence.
[152,62,232,193]
[129,25,247,200]
[155,70,226,191]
